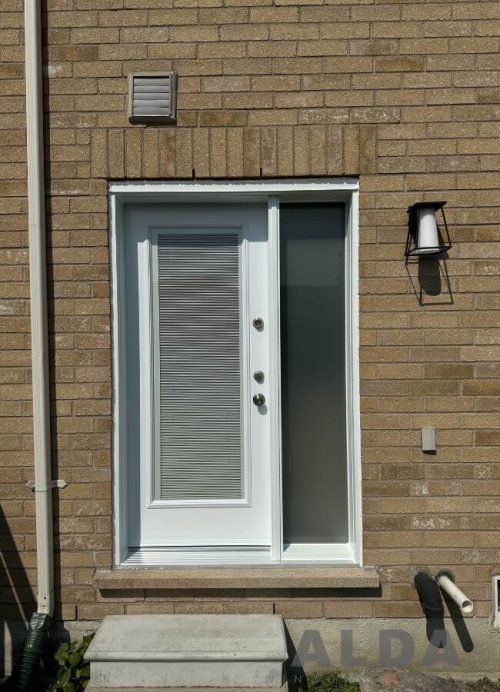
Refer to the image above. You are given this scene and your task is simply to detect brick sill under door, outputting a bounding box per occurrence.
[94,566,379,591]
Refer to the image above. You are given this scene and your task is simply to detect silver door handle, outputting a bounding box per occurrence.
[253,393,265,407]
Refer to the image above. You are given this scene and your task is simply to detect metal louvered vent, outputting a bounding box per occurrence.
[128,72,177,124]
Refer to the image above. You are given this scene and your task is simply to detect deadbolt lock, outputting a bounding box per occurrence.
[253,317,264,331]
[252,393,266,407]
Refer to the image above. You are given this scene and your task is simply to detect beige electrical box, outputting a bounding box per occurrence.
[421,427,436,452]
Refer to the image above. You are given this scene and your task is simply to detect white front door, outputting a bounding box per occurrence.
[123,203,272,560]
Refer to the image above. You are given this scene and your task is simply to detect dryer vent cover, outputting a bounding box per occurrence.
[128,72,177,124]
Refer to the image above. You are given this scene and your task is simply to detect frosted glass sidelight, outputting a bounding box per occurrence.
[280,204,349,544]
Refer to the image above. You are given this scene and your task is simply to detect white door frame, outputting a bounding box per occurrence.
[110,178,361,567]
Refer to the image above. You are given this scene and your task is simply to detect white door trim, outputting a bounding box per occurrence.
[110,178,361,568]
[119,204,272,553]
[267,196,282,564]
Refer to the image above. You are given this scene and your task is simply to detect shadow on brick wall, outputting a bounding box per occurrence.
[0,505,36,677]
[406,256,454,306]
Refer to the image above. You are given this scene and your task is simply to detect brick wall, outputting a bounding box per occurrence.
[0,0,499,624]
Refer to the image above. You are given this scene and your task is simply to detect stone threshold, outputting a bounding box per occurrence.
[94,565,379,590]
[88,687,289,691]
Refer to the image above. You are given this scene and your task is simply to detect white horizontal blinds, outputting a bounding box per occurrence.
[132,75,171,117]
[157,233,243,501]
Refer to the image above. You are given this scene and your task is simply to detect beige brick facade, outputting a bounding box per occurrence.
[1,0,499,629]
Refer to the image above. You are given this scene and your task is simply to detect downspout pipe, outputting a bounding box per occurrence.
[25,0,53,623]
[17,0,54,686]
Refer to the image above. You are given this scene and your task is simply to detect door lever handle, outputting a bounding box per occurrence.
[252,393,266,407]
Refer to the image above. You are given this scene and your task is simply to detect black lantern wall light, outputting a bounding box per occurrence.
[405,201,451,258]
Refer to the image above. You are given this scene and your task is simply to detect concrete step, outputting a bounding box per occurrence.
[87,687,289,691]
[85,614,288,689]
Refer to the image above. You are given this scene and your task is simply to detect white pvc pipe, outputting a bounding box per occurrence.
[24,0,54,616]
[437,574,473,615]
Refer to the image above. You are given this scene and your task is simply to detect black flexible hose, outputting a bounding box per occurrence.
[16,612,51,691]
[414,571,444,618]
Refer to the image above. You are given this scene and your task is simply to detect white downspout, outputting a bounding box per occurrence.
[24,0,54,616]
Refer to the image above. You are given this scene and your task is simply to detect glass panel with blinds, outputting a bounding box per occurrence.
[152,231,244,503]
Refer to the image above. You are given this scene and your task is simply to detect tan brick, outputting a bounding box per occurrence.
[200,7,248,24]
[49,45,98,62]
[303,74,350,91]
[242,127,260,176]
[350,39,399,56]
[199,43,246,60]
[226,127,244,178]
[125,129,142,178]
[276,126,293,176]
[376,56,424,73]
[253,75,299,92]
[476,431,500,446]
[149,8,197,25]
[260,126,277,176]
[359,124,377,174]
[157,130,175,178]
[191,127,209,177]
[301,6,349,22]
[274,57,323,74]
[175,602,224,614]
[47,10,97,27]
[219,25,268,41]
[224,93,272,110]
[274,600,323,618]
[99,9,147,26]
[309,124,326,176]
[353,107,400,124]
[270,23,318,41]
[0,64,24,79]
[72,28,119,43]
[2,0,500,627]
[126,602,176,614]
[297,40,348,57]
[202,76,250,93]
[78,604,125,619]
[247,42,297,59]
[343,125,359,174]
[223,601,274,614]
[250,6,298,23]
[209,127,226,177]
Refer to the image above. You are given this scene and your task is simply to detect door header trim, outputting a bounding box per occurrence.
[110,178,359,204]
